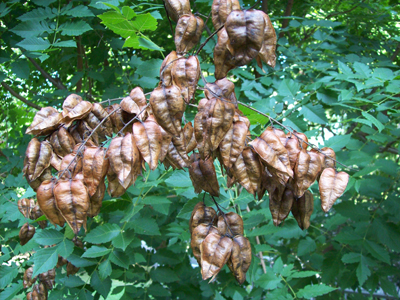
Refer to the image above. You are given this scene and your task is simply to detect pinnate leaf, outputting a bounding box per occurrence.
[84,223,121,243]
[297,284,337,299]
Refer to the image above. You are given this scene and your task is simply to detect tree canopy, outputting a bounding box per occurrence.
[1,0,399,299]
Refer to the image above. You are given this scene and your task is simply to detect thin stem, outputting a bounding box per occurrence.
[195,24,224,56]
[280,274,298,299]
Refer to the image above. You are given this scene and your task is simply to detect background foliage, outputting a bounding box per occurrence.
[1,0,400,299]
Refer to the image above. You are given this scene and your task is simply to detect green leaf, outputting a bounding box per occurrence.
[57,239,74,258]
[135,59,163,78]
[300,104,328,124]
[98,259,112,280]
[323,134,351,151]
[165,170,192,187]
[364,240,390,264]
[61,21,92,36]
[353,62,371,78]
[82,246,111,258]
[17,37,50,51]
[109,250,130,269]
[32,0,57,6]
[10,21,51,38]
[150,267,180,283]
[0,282,23,300]
[380,277,398,297]
[138,37,163,51]
[66,253,97,268]
[98,11,127,24]
[122,6,136,19]
[59,275,85,287]
[130,216,161,235]
[361,112,384,132]
[131,13,157,31]
[254,271,281,290]
[32,246,58,277]
[90,271,111,298]
[84,223,121,243]
[104,20,137,38]
[177,197,199,219]
[18,7,55,21]
[64,5,95,17]
[78,289,94,300]
[35,229,64,245]
[278,79,300,99]
[342,252,361,264]
[112,230,135,251]
[338,60,353,76]
[123,35,140,48]
[297,237,316,256]
[297,284,337,299]
[0,265,18,289]
[356,255,370,286]
[291,271,319,278]
[53,40,77,47]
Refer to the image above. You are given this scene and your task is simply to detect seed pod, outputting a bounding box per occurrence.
[19,223,35,246]
[67,262,80,276]
[270,187,295,226]
[311,147,336,170]
[219,121,248,170]
[296,151,322,198]
[27,292,33,300]
[164,0,191,22]
[39,268,55,290]
[200,232,233,281]
[280,134,301,170]
[84,103,113,141]
[204,78,238,105]
[189,202,217,234]
[171,56,200,103]
[256,12,277,69]
[23,267,37,288]
[292,131,308,149]
[82,146,108,197]
[120,96,141,120]
[54,179,90,234]
[77,120,100,145]
[189,157,220,196]
[32,283,48,300]
[293,149,311,198]
[26,107,63,136]
[159,126,172,163]
[183,122,197,153]
[228,235,251,284]
[214,28,236,79]
[132,115,162,170]
[149,85,186,137]
[68,122,97,147]
[49,127,75,158]
[160,51,179,86]
[88,180,106,218]
[175,14,204,54]
[105,104,124,133]
[56,256,68,268]
[164,140,189,170]
[31,205,47,229]
[191,224,219,265]
[129,87,148,110]
[37,180,65,227]
[211,0,241,30]
[59,153,83,179]
[217,212,244,236]
[62,94,92,127]
[194,109,212,160]
[18,198,35,218]
[291,190,314,230]
[233,109,250,127]
[319,168,349,212]
[23,139,53,182]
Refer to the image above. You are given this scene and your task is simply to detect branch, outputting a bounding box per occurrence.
[279,0,294,38]
[28,57,67,90]
[261,0,268,14]
[325,1,365,19]
[76,36,83,93]
[1,82,42,110]
[390,42,400,62]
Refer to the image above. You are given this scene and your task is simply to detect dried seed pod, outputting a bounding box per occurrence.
[217,212,244,236]
[149,85,186,137]
[160,51,179,86]
[200,232,233,281]
[105,104,124,133]
[311,147,336,169]
[189,157,220,196]
[62,94,92,127]
[27,292,33,300]
[54,179,90,234]
[319,168,349,212]
[49,127,75,158]
[191,224,219,265]
[56,256,68,268]
[270,187,294,226]
[194,109,212,160]
[175,14,204,54]
[291,190,314,230]
[256,12,277,69]
[293,149,311,198]
[23,139,53,182]
[32,283,48,300]
[132,115,162,170]
[233,109,250,128]
[214,28,236,79]
[183,122,197,153]
[164,0,191,22]
[68,122,97,147]
[171,56,200,103]
[27,168,53,192]
[189,202,217,234]
[26,107,63,136]
[129,87,148,110]
[211,0,241,29]
[23,267,37,288]
[219,120,248,170]
[19,223,35,246]
[84,103,113,141]
[73,236,84,248]
[204,78,238,105]
[31,205,47,229]
[59,153,83,179]
[280,134,301,170]
[295,151,322,198]
[82,146,108,197]
[120,96,141,119]
[77,120,100,145]
[293,131,308,149]
[37,180,65,227]
[66,262,80,276]
[39,268,55,290]
[18,198,35,218]
[159,126,172,163]
[88,181,106,218]
[228,235,251,284]
[164,142,188,170]
[50,152,62,171]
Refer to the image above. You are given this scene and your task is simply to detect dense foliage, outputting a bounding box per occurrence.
[1,0,399,299]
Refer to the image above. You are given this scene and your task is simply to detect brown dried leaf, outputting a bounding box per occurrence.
[257,12,277,69]
[189,157,220,196]
[39,268,55,290]
[200,232,233,281]
[211,0,241,29]
[26,107,62,136]
[269,187,294,226]
[19,223,35,246]
[319,168,349,212]
[23,267,37,288]
[292,190,314,230]
[54,179,90,234]
[228,235,251,284]
[62,94,92,127]
[164,0,191,22]
[217,212,243,236]
[18,198,35,218]
[190,224,219,265]
[183,122,197,153]
[23,139,53,182]
[219,120,248,169]
[189,202,217,234]
[37,180,65,227]
[175,14,204,54]
[49,127,75,158]
[83,146,108,196]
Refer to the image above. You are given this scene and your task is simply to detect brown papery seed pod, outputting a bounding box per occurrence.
[105,104,124,133]
[204,78,238,105]
[26,166,52,193]
[160,51,179,86]
[49,127,75,158]
[32,283,48,300]
[194,109,212,160]
[23,267,37,288]
[23,139,53,182]
[270,187,295,226]
[171,56,200,104]
[256,12,277,69]
[59,153,83,180]
[227,235,251,284]
[62,95,92,127]
[26,107,63,136]
[293,149,311,198]
[214,28,236,79]
[211,0,241,30]
[66,262,80,276]
[68,122,97,147]
[319,168,349,212]
[18,198,35,218]
[175,14,204,54]
[159,126,172,163]
[88,180,106,218]
[37,180,65,227]
[191,224,219,265]
[31,205,47,229]
[164,0,191,22]
[311,147,336,170]
[280,134,301,170]
[219,120,248,170]
[82,146,108,197]
[189,156,220,196]
[291,190,314,230]
[84,103,113,141]
[19,223,35,246]
[189,202,217,234]
[39,268,55,290]
[217,212,244,236]
[183,122,197,153]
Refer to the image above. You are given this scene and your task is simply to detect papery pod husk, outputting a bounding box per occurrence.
[191,224,219,265]
[23,139,53,182]
[211,0,241,29]
[56,256,68,268]
[293,149,311,198]
[149,85,186,137]
[171,55,200,103]
[159,126,172,163]
[88,180,106,218]
[27,292,33,300]
[266,126,286,140]
[292,190,314,230]
[59,153,83,180]
[18,198,35,218]
[217,212,244,236]
[160,51,178,86]
[62,94,92,127]
[189,157,220,196]
[54,179,90,235]
[50,152,62,172]
[200,232,233,281]
[295,151,322,198]
[214,28,236,79]
[292,131,308,149]
[280,134,301,170]
[19,223,35,246]
[82,146,108,197]
[23,267,37,288]
[319,168,349,212]
[132,115,162,171]
[204,78,238,106]
[189,202,218,234]
[31,205,47,229]
[183,122,197,153]
[39,268,55,290]
[219,120,248,170]
[175,14,204,54]
[233,109,250,128]
[26,107,63,136]
[77,120,99,146]
[49,127,75,158]
[66,262,80,276]
[164,0,191,22]
[105,104,125,133]
[68,122,97,147]
[84,103,113,141]
[32,283,48,300]
[262,168,285,201]
[311,147,336,170]
[270,187,294,226]
[129,87,148,110]
[37,180,65,227]
[72,236,84,248]
[228,235,251,285]
[242,147,263,198]
[204,97,235,151]
[256,12,277,69]
[165,133,190,169]
[194,110,212,160]
[120,96,142,122]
